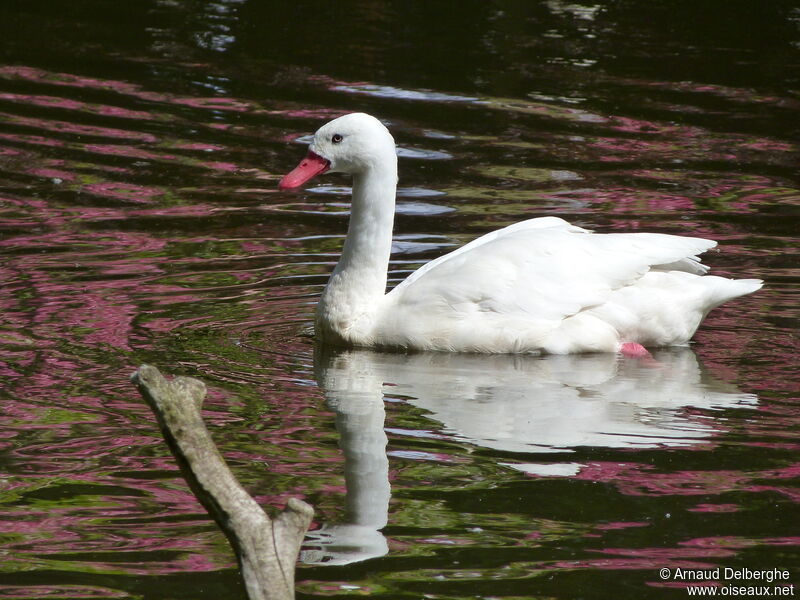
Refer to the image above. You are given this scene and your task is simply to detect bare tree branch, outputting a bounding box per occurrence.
[132,364,313,600]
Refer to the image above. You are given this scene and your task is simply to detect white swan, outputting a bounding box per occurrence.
[280,113,762,354]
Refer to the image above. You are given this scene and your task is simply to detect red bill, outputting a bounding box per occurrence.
[279,150,330,190]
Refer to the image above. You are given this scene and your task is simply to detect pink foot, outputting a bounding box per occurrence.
[619,342,651,358]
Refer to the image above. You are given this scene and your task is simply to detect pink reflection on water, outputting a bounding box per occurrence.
[0,66,256,115]
[267,108,347,119]
[551,557,718,571]
[591,547,736,559]
[541,187,697,213]
[577,114,796,168]
[25,167,77,182]
[0,92,156,120]
[595,521,649,531]
[641,79,800,110]
[0,66,146,94]
[0,195,48,210]
[80,294,137,351]
[0,131,66,147]
[171,142,225,151]
[541,182,800,221]
[0,112,158,142]
[138,315,208,334]
[687,503,741,513]
[197,160,239,172]
[69,203,216,224]
[0,229,179,361]
[83,182,164,203]
[171,97,252,111]
[571,462,800,501]
[681,536,800,549]
[83,144,176,161]
[607,116,683,135]
[0,586,128,598]
[0,229,167,252]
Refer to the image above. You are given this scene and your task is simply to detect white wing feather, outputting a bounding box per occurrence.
[389,217,717,323]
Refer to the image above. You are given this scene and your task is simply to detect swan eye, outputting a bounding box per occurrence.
[331,133,343,144]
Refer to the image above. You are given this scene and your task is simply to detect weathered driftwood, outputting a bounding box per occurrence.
[131,365,313,600]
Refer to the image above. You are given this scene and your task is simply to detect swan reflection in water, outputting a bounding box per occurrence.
[301,347,756,565]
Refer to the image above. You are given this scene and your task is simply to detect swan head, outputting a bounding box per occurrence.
[280,113,396,190]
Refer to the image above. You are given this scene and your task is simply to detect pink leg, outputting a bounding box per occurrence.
[619,342,651,358]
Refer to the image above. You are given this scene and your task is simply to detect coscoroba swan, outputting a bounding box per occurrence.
[279,113,762,354]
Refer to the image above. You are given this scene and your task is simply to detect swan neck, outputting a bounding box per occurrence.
[317,159,397,343]
[343,166,396,262]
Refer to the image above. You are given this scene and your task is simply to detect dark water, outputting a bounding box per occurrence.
[1,1,798,598]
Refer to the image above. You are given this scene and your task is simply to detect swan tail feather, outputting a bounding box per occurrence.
[707,278,763,310]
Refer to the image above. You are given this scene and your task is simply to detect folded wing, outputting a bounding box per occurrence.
[389,217,718,322]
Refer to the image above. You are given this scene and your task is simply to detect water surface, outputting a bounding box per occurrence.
[0,2,798,599]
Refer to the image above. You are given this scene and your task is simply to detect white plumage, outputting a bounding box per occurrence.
[280,113,762,354]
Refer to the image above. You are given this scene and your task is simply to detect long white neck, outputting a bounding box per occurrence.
[317,156,398,344]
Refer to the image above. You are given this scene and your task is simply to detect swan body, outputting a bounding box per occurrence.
[280,113,762,354]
